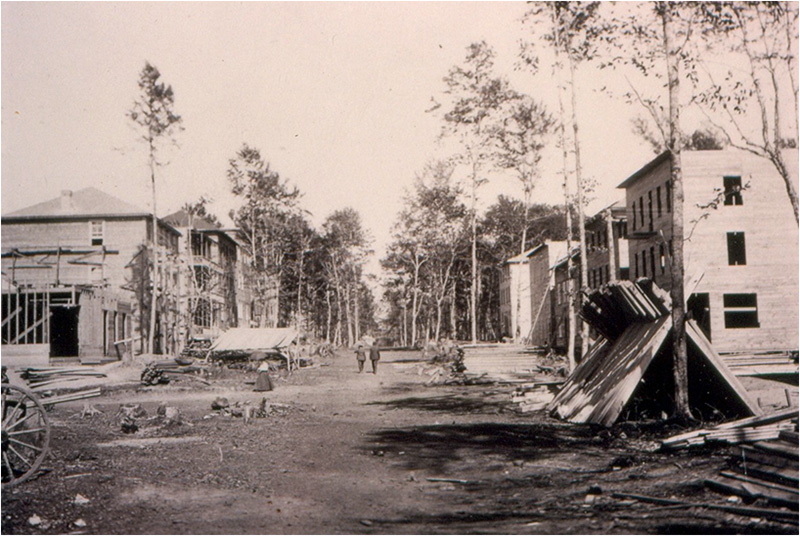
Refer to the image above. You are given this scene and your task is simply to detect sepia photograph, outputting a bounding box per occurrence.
[1,1,798,534]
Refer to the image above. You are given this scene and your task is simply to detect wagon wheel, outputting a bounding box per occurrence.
[1,383,50,488]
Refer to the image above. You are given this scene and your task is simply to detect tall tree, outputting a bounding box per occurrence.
[128,62,183,354]
[598,2,696,419]
[694,1,799,224]
[496,94,556,342]
[439,41,515,344]
[228,144,300,327]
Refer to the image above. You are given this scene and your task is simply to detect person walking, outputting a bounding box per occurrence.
[355,343,366,373]
[369,343,381,374]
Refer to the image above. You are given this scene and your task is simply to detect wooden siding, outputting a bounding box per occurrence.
[622,149,799,353]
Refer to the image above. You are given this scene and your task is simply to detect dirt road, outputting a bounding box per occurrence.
[2,351,794,534]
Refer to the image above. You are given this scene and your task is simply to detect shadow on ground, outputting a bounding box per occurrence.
[364,421,605,472]
[367,393,510,415]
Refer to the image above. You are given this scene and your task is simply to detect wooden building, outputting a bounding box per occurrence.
[526,241,567,349]
[499,248,536,342]
[163,210,253,340]
[618,149,799,355]
[2,188,180,364]
[585,201,629,288]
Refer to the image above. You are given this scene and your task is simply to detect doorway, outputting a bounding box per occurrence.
[50,306,79,357]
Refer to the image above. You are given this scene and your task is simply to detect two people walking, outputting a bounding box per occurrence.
[355,342,380,374]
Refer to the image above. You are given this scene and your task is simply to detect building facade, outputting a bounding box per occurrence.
[618,149,799,354]
[527,241,568,349]
[2,188,180,363]
[499,249,535,342]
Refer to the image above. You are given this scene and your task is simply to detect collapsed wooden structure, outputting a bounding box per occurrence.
[548,280,760,426]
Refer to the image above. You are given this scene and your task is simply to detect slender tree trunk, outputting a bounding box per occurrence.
[148,146,158,355]
[567,46,589,359]
[411,255,421,346]
[325,288,332,343]
[353,284,360,342]
[402,301,408,347]
[470,159,479,344]
[552,6,576,371]
[450,283,457,340]
[662,3,691,420]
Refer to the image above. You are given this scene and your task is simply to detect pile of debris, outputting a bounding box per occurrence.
[706,427,798,511]
[207,396,292,423]
[549,280,760,426]
[661,408,798,450]
[418,342,466,385]
[140,358,209,386]
[115,403,186,434]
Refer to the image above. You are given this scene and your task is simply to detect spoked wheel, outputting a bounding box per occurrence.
[1,383,50,488]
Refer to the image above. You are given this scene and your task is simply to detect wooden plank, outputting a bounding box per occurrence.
[736,445,799,471]
[720,470,799,496]
[686,320,761,416]
[752,441,800,460]
[706,476,798,509]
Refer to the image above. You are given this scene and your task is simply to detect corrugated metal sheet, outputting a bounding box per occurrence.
[208,328,298,353]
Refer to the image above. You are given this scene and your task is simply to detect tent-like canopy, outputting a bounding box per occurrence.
[208,328,298,354]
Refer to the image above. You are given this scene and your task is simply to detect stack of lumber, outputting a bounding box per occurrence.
[18,366,106,405]
[461,345,543,383]
[21,366,106,390]
[705,428,798,511]
[512,385,556,413]
[579,279,671,340]
[550,279,759,426]
[661,408,798,450]
[720,351,799,377]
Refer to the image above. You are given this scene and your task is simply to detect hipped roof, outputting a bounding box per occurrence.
[209,328,298,353]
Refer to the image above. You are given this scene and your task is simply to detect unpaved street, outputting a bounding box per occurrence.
[2,352,794,534]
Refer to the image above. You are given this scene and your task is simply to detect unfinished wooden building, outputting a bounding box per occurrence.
[618,149,799,359]
[2,188,180,365]
[163,210,254,341]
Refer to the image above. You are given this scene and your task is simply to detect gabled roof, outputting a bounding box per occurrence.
[503,247,539,265]
[3,187,148,219]
[617,151,671,189]
[163,209,220,231]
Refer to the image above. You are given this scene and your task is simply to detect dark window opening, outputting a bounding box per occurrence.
[648,191,654,231]
[632,203,637,231]
[723,293,759,328]
[666,181,672,212]
[656,186,662,216]
[634,253,639,279]
[727,232,746,265]
[639,197,645,228]
[649,246,656,279]
[724,176,743,206]
[688,293,711,341]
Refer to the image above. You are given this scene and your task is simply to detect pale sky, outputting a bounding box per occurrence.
[2,2,681,278]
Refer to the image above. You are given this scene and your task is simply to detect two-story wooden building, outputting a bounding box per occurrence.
[526,241,567,349]
[2,188,180,364]
[499,248,536,342]
[618,149,799,355]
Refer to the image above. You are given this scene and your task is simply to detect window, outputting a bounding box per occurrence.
[648,191,654,231]
[727,232,746,265]
[724,176,743,206]
[634,253,639,278]
[666,181,672,212]
[632,203,637,231]
[659,244,666,274]
[656,186,662,216]
[650,246,656,278]
[723,293,759,328]
[90,221,104,246]
[639,197,645,228]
